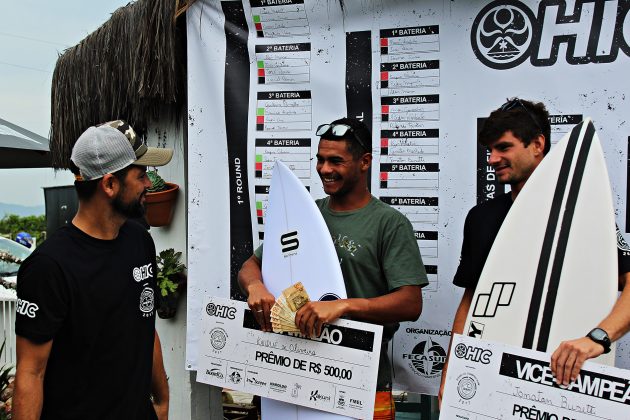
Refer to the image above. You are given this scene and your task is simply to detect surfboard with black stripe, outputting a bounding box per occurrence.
[463,119,618,365]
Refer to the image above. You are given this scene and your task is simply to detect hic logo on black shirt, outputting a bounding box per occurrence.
[16,298,39,318]
[132,263,153,282]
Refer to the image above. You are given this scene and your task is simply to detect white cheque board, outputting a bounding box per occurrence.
[196,297,383,419]
[442,334,630,420]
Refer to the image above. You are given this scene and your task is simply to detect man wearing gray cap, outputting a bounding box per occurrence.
[14,121,173,419]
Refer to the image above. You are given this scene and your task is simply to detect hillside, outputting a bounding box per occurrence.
[0,202,45,218]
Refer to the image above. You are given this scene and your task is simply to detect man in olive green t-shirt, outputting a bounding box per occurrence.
[238,117,428,419]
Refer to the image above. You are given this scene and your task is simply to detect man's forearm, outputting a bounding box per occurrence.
[597,273,630,342]
[14,336,51,420]
[13,371,44,420]
[295,285,422,337]
[343,285,422,323]
[550,273,630,385]
[238,255,276,331]
[444,288,474,368]
[439,287,474,406]
[151,332,169,417]
[237,255,264,296]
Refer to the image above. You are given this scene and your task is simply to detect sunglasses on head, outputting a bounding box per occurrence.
[499,98,542,133]
[316,123,370,152]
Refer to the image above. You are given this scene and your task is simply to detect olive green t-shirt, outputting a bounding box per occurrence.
[255,195,428,389]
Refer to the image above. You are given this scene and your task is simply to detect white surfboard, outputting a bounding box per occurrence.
[261,160,351,420]
[464,118,618,365]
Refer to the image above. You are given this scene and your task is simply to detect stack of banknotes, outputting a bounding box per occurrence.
[271,282,310,333]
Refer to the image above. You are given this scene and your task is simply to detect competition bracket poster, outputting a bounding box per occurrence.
[187,0,630,394]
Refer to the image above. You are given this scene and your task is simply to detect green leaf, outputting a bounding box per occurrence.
[147,170,167,192]
[156,248,186,296]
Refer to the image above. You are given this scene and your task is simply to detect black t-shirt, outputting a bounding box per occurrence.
[16,221,158,420]
[454,193,630,289]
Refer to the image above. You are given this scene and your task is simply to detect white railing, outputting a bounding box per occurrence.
[0,299,16,368]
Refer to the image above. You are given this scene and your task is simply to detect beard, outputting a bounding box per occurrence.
[112,190,146,219]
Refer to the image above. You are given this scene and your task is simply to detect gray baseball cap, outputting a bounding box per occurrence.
[71,120,173,181]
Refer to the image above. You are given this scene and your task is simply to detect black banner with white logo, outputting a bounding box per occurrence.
[476,117,505,204]
[223,2,252,301]
[346,30,373,188]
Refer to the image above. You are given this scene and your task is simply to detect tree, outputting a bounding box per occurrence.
[0,214,46,246]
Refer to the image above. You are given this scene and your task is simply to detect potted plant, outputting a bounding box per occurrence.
[145,170,179,227]
[156,248,186,319]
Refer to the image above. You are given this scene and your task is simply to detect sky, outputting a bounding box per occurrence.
[0,1,132,207]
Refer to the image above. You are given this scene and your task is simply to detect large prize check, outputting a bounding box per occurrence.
[196,296,383,419]
[442,334,630,420]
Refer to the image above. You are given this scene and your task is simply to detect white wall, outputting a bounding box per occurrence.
[146,117,221,419]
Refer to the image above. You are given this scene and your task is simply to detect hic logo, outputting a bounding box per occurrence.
[132,263,153,282]
[472,282,515,317]
[471,0,535,69]
[16,298,39,318]
[206,302,236,319]
[280,231,299,255]
[454,343,493,364]
[471,0,630,69]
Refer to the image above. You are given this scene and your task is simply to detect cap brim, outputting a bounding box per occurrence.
[135,147,174,167]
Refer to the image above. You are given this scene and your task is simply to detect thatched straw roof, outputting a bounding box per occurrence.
[50,0,189,169]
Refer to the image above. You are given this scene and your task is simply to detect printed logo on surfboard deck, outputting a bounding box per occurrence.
[467,321,485,338]
[471,0,630,69]
[472,282,515,317]
[280,230,299,256]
